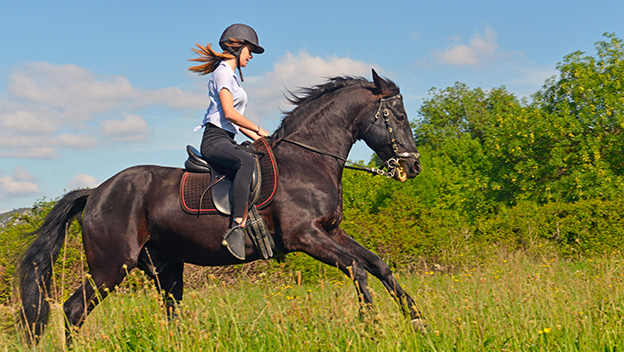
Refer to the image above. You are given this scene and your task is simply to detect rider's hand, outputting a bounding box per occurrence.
[257,127,270,138]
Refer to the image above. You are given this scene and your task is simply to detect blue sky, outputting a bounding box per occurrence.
[0,0,622,212]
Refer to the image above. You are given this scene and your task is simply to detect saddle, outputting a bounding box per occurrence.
[179,138,279,260]
[180,138,278,215]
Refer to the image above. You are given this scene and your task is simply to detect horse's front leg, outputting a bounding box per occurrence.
[330,227,425,330]
[285,224,374,306]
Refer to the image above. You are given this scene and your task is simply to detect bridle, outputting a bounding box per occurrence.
[276,94,418,179]
[359,94,403,153]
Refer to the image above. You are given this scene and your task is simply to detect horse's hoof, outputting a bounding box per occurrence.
[411,318,428,333]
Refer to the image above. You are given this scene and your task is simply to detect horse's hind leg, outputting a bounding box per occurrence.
[137,244,184,318]
[62,265,128,340]
[63,213,145,340]
[330,227,425,329]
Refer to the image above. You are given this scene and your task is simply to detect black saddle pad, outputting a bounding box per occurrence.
[179,138,278,215]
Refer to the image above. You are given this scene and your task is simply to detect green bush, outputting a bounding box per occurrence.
[341,166,624,268]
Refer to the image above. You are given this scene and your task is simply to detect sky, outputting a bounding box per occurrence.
[0,0,622,212]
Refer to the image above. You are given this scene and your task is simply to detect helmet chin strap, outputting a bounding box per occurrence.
[233,49,244,82]
[237,58,244,82]
[225,45,245,82]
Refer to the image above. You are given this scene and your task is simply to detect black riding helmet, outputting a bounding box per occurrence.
[219,23,264,55]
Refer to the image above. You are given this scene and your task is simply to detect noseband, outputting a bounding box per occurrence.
[277,94,415,179]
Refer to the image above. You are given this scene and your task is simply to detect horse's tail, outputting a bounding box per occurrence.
[18,188,91,342]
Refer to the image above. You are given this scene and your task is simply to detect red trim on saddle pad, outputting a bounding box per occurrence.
[179,172,219,214]
[252,137,279,210]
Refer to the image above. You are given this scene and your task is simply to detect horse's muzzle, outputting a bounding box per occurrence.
[395,152,421,182]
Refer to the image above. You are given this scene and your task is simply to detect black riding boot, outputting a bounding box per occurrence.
[222,220,246,260]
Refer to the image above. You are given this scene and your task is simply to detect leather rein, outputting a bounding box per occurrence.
[276,94,407,179]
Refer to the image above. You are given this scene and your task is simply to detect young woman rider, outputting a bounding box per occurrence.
[189,24,269,258]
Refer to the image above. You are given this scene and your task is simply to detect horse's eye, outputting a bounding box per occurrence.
[389,102,406,121]
[391,108,405,121]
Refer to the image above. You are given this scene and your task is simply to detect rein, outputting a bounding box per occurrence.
[279,137,400,178]
[276,94,405,179]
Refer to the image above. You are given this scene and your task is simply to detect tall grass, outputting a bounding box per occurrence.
[2,251,623,351]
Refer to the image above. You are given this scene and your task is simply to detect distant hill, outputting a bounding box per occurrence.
[0,208,30,228]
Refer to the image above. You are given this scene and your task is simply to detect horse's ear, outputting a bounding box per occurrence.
[372,68,389,94]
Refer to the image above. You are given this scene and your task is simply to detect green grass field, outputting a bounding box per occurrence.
[2,251,623,351]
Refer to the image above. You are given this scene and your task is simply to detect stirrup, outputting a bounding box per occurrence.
[222,224,246,260]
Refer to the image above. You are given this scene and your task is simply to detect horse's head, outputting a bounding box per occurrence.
[358,69,421,181]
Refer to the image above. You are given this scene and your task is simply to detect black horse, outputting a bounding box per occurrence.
[19,69,422,342]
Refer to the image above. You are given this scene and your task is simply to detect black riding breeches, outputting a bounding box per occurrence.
[200,124,255,219]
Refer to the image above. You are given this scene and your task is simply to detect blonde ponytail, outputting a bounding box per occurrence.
[188,42,234,75]
[188,40,244,76]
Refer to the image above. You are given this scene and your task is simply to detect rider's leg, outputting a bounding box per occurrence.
[201,132,255,227]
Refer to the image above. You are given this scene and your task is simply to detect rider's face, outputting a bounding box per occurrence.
[239,45,253,67]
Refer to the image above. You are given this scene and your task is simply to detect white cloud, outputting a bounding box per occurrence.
[7,62,133,120]
[135,86,205,110]
[0,147,58,159]
[2,110,56,134]
[433,27,517,67]
[512,67,558,87]
[11,166,36,182]
[505,66,558,98]
[58,133,99,149]
[0,62,204,159]
[101,114,150,142]
[0,167,40,199]
[244,51,377,123]
[67,174,100,189]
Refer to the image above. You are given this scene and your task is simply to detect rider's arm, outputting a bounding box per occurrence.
[239,126,262,141]
[219,89,269,138]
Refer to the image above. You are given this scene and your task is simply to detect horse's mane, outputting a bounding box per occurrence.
[273,76,399,139]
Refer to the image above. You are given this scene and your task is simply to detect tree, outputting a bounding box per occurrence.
[415,33,624,209]
[532,33,624,201]
[415,83,528,216]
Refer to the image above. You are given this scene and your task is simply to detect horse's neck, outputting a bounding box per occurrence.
[286,99,362,160]
[273,88,372,185]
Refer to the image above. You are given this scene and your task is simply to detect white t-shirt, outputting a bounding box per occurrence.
[195,61,247,134]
